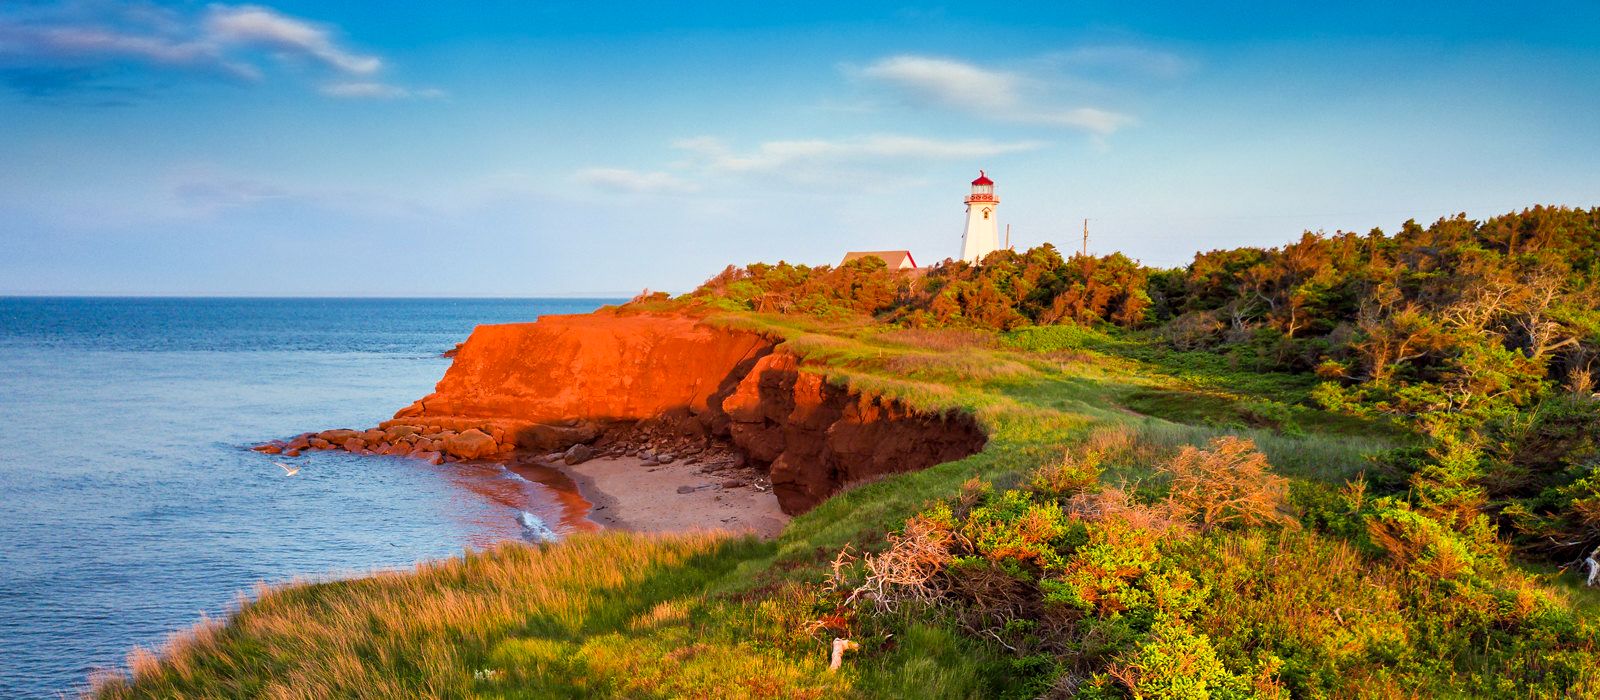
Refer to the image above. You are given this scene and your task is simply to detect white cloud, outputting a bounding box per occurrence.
[205,5,380,75]
[0,19,259,81]
[858,55,1021,112]
[673,134,1044,173]
[855,54,1136,136]
[0,3,409,97]
[1014,107,1133,134]
[575,168,699,194]
[320,81,444,99]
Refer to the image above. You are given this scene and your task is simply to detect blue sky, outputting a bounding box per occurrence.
[2,2,1597,296]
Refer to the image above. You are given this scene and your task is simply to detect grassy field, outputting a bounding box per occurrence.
[93,313,1600,698]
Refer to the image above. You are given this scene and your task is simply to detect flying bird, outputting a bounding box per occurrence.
[274,461,301,476]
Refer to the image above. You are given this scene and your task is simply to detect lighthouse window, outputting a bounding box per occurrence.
[983,208,991,219]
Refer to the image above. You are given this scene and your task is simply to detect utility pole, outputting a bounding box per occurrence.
[1081,219,1090,257]
[1005,224,1012,250]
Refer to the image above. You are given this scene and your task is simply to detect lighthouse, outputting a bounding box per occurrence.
[959,170,999,264]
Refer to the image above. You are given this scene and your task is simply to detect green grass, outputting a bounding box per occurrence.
[94,313,1594,698]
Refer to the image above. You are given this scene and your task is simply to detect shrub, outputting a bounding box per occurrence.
[962,490,1077,571]
[1032,450,1104,499]
[1083,620,1272,700]
[1160,437,1298,532]
[1363,499,1503,581]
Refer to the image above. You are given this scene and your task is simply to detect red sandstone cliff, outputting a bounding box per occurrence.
[391,311,773,448]
[385,310,985,514]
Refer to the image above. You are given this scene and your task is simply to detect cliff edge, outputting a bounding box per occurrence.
[277,310,985,515]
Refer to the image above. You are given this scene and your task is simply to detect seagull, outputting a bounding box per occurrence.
[274,461,301,476]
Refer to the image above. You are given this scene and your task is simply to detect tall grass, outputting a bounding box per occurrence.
[92,533,848,699]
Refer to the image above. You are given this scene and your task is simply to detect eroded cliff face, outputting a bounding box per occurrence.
[719,351,985,514]
[386,310,986,515]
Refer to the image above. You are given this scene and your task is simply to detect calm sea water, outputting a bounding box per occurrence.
[0,297,619,698]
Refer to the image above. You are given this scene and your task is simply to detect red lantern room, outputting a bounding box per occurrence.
[966,170,996,203]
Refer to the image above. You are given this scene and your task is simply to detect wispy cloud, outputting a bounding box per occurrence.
[575,167,699,194]
[858,55,1020,112]
[853,54,1139,135]
[672,134,1044,173]
[204,5,379,75]
[0,3,433,99]
[320,81,443,99]
[171,174,291,214]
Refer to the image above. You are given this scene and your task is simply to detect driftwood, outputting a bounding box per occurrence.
[828,638,860,671]
[1586,547,1600,587]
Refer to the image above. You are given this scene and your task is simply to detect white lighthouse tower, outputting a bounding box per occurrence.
[959,170,999,264]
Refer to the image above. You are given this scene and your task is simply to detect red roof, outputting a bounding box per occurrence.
[841,250,919,270]
[971,170,993,186]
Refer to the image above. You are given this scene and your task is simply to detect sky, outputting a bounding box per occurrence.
[1,2,1597,296]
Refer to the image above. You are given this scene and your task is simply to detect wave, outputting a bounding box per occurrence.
[517,510,561,544]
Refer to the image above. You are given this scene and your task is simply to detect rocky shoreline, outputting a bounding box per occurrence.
[254,418,756,470]
[253,418,786,537]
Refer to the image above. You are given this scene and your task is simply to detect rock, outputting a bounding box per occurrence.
[676,485,698,494]
[545,452,564,463]
[285,449,301,457]
[513,421,600,451]
[384,425,418,442]
[442,429,498,460]
[563,443,594,465]
[287,435,311,450]
[362,429,385,444]
[252,443,283,454]
[343,437,367,452]
[309,438,331,449]
[415,450,443,465]
[657,453,676,464]
[721,479,748,489]
[318,429,358,444]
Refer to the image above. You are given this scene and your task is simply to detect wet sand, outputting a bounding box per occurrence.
[558,455,790,539]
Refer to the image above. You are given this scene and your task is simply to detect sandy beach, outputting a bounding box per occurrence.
[557,454,790,539]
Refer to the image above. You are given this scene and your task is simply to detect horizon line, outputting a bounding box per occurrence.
[0,293,640,300]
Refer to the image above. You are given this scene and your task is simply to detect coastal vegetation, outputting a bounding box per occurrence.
[96,206,1600,698]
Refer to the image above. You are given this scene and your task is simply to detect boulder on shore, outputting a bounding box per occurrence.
[319,429,359,444]
[563,443,594,465]
[443,429,498,460]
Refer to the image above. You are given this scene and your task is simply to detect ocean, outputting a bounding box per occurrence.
[0,297,618,698]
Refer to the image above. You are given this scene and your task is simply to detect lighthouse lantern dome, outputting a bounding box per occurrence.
[967,170,996,201]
